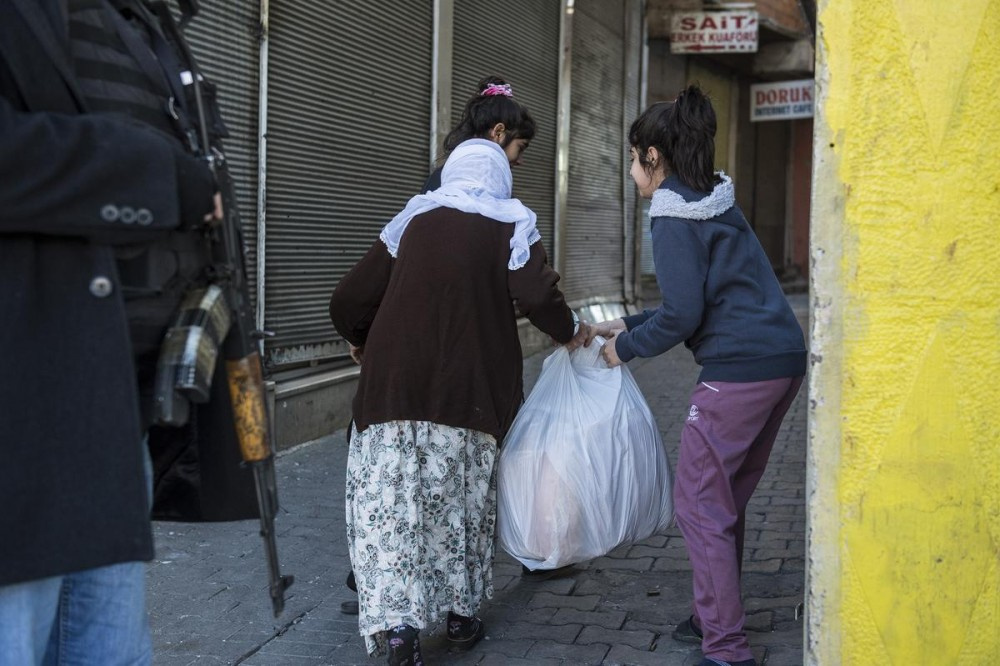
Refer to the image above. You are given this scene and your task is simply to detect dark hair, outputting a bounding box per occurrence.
[628,85,717,192]
[443,76,537,153]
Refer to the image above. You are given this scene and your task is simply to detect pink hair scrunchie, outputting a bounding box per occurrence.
[481,83,513,97]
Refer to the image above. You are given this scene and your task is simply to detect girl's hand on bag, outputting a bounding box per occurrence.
[601,330,624,367]
[585,318,627,347]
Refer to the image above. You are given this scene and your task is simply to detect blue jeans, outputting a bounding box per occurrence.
[0,562,151,665]
[0,441,153,665]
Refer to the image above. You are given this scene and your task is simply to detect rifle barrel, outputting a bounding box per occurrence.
[252,459,294,617]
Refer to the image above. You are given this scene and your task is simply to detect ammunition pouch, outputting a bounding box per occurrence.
[153,283,233,426]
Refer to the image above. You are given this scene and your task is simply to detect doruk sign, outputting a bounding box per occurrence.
[669,10,758,54]
[750,79,815,121]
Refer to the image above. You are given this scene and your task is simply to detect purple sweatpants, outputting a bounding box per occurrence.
[674,376,803,662]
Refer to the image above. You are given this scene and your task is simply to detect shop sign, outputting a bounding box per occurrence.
[750,79,814,121]
[669,10,758,54]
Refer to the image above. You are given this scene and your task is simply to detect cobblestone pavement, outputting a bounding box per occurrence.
[148,296,809,666]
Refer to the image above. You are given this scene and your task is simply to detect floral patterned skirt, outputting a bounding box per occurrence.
[346,420,498,655]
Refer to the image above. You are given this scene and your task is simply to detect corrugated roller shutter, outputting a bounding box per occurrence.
[563,0,626,304]
[176,3,261,307]
[451,0,560,254]
[264,2,433,368]
[623,2,641,301]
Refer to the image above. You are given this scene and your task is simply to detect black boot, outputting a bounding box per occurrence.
[386,625,423,666]
[340,571,359,615]
[446,612,485,651]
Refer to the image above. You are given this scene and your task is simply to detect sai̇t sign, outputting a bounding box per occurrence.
[669,10,759,54]
[750,79,815,122]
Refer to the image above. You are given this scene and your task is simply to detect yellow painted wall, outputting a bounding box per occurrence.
[809,1,1000,663]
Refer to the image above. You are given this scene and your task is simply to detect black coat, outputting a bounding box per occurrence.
[0,0,252,586]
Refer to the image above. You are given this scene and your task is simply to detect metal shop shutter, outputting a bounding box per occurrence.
[451,0,560,255]
[178,3,261,306]
[623,2,641,303]
[562,0,627,304]
[264,2,433,368]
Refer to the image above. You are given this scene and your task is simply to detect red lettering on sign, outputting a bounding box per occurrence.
[672,12,759,53]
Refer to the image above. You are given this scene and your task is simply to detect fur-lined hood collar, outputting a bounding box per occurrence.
[649,172,735,222]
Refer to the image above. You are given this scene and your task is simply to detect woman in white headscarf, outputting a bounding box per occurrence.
[330,139,588,665]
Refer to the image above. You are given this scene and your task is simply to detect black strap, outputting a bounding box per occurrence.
[149,1,211,157]
[127,1,188,107]
[102,1,201,153]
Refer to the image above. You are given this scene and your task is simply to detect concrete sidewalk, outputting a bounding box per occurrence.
[148,297,808,665]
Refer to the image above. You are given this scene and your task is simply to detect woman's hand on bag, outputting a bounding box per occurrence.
[349,343,364,365]
[601,330,624,367]
[585,318,627,347]
[565,320,594,351]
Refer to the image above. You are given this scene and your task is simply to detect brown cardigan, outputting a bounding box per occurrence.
[329,207,575,440]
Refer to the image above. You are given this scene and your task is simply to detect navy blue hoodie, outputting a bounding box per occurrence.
[616,173,806,382]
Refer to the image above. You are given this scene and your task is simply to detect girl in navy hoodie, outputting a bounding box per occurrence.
[585,86,807,666]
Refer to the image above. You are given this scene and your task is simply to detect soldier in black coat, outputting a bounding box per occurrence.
[0,0,253,661]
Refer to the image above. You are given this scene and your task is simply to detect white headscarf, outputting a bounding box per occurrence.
[379,138,542,270]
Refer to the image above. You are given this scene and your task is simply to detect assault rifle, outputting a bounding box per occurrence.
[148,2,293,617]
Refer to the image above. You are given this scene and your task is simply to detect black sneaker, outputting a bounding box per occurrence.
[386,625,423,666]
[671,615,704,644]
[446,612,485,651]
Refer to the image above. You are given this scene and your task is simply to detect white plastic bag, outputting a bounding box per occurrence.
[497,339,674,570]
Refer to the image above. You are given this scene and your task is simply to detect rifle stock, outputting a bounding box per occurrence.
[226,352,294,617]
[225,354,269,463]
